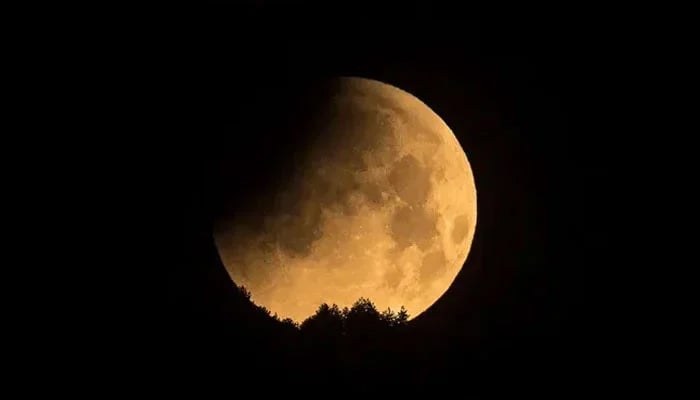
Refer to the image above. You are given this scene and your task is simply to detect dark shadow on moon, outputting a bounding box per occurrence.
[309,92,399,172]
[222,76,447,261]
[217,76,450,275]
[212,78,347,207]
[336,78,444,146]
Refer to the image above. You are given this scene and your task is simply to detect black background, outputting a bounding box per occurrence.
[125,4,591,395]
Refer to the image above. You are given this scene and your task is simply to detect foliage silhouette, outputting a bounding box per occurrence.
[235,284,410,333]
[299,297,410,336]
[227,284,416,392]
[295,297,412,388]
[299,303,344,336]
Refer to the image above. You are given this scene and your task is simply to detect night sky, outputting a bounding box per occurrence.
[130,5,589,395]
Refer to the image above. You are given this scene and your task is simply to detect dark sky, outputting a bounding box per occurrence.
[129,5,590,394]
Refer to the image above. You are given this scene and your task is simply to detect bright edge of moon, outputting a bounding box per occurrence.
[214,77,477,323]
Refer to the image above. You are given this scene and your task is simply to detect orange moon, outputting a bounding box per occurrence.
[214,77,477,323]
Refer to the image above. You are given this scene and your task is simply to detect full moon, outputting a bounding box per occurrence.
[214,77,477,323]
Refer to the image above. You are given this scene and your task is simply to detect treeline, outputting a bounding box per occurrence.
[227,285,416,391]
[237,285,410,332]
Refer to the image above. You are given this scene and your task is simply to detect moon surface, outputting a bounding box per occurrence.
[214,77,477,323]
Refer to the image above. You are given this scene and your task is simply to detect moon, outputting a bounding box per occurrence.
[214,77,477,323]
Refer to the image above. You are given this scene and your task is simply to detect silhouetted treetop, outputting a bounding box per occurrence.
[347,297,380,317]
[234,285,410,336]
[280,317,298,329]
[238,285,252,300]
[299,297,409,338]
[396,306,409,325]
[300,303,344,337]
[344,298,385,336]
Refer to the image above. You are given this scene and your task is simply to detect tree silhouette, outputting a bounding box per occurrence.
[297,298,410,336]
[344,297,385,337]
[280,317,298,329]
[237,285,252,301]
[396,306,409,325]
[381,307,396,325]
[230,283,413,391]
[300,303,344,338]
[235,284,409,332]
